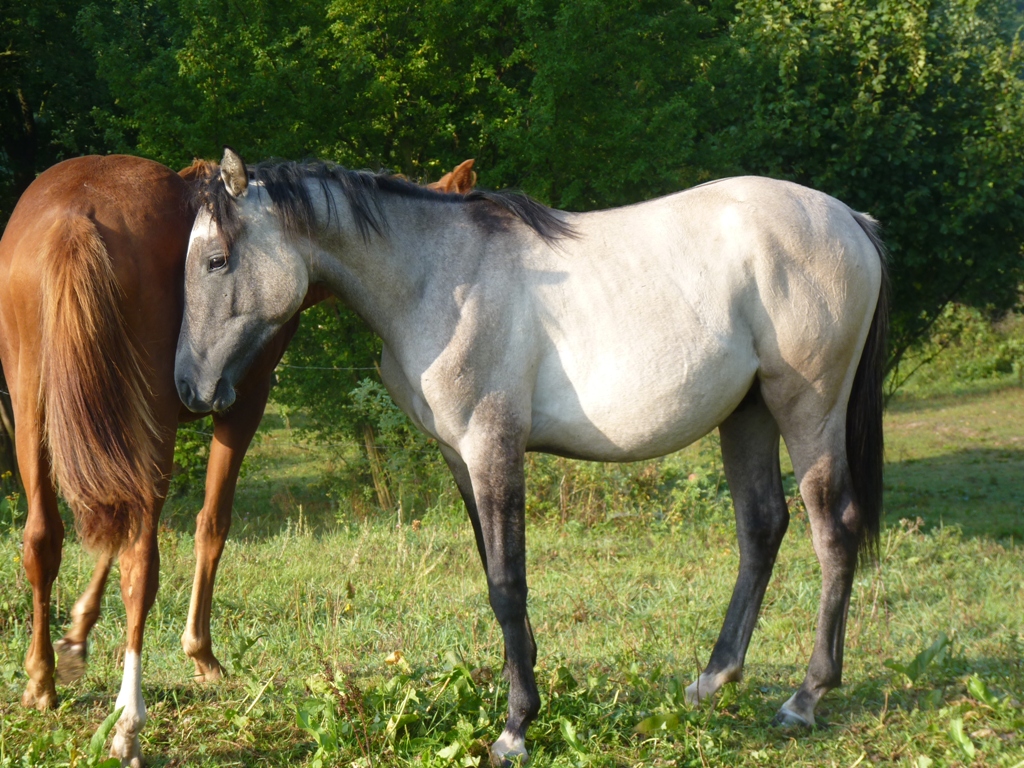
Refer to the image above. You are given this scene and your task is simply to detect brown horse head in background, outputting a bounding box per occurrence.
[0,154,475,765]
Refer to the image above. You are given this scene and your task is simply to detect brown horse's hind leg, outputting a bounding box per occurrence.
[110,508,161,768]
[17,398,63,711]
[54,552,112,683]
[182,374,273,681]
[686,387,788,704]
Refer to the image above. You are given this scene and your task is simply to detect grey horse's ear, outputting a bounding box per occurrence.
[220,146,249,198]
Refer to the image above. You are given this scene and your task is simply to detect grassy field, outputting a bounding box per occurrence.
[1,383,1023,767]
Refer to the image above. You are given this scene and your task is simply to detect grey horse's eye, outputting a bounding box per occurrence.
[208,255,227,272]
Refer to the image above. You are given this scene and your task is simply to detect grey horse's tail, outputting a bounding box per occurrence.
[847,211,889,564]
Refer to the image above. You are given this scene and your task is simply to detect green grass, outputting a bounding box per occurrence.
[2,386,1024,767]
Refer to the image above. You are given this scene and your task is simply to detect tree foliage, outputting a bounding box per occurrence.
[718,0,1024,369]
[2,0,1023,495]
[0,0,113,219]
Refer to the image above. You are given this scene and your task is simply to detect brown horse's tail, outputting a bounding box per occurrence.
[847,211,889,565]
[39,214,161,553]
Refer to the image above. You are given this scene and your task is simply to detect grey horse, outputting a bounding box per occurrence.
[175,147,887,765]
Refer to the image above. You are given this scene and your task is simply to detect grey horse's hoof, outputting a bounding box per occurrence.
[489,730,528,767]
[54,639,88,684]
[772,705,815,729]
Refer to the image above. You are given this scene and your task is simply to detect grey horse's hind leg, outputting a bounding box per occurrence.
[774,446,859,727]
[455,410,539,766]
[686,388,788,705]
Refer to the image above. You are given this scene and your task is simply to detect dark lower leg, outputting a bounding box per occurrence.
[777,459,858,726]
[487,569,540,764]
[442,444,537,672]
[459,423,538,763]
[689,397,787,703]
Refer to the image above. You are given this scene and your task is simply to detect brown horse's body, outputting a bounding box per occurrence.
[0,154,473,764]
[0,155,296,762]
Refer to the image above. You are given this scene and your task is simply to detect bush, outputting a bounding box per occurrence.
[888,305,1024,396]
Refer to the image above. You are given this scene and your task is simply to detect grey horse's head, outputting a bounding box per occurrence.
[175,147,308,412]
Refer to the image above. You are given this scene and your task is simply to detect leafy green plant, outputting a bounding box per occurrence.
[888,305,1024,396]
[296,653,495,768]
[885,634,952,685]
[0,706,122,768]
[948,715,977,760]
[86,707,125,768]
[967,674,1004,709]
[170,418,213,496]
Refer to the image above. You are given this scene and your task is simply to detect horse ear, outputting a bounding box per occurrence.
[220,146,249,198]
[427,159,477,194]
[450,159,477,194]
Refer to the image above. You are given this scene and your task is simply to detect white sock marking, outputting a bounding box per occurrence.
[491,729,527,761]
[114,649,146,738]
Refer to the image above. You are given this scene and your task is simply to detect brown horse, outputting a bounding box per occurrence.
[0,154,474,765]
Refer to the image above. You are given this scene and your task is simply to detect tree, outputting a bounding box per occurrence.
[489,0,733,208]
[705,0,1024,371]
[77,0,531,176]
[0,0,114,222]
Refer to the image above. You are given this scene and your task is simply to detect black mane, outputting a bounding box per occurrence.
[190,159,576,249]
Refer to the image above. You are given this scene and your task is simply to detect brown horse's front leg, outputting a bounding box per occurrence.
[182,316,296,681]
[181,374,274,681]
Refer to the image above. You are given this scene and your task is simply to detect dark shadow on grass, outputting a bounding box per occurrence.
[634,654,1022,745]
[885,447,1024,541]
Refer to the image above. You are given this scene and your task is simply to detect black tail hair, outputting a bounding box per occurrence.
[847,211,889,564]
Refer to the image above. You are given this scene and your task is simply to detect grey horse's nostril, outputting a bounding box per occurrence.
[175,378,194,407]
[211,378,237,413]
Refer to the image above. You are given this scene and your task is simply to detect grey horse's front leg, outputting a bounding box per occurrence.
[455,411,538,766]
[440,443,538,670]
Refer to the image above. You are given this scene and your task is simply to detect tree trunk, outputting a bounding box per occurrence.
[362,424,394,512]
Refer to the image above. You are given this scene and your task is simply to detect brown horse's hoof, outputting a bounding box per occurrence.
[192,657,226,683]
[54,639,88,684]
[21,679,58,711]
